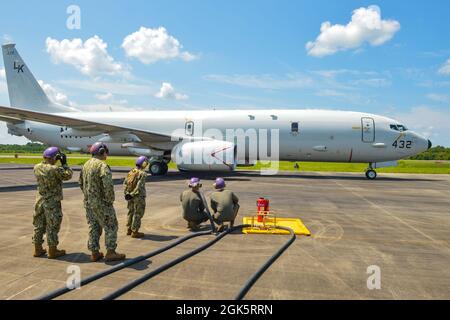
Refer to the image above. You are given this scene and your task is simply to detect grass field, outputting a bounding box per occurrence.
[0,155,449,174]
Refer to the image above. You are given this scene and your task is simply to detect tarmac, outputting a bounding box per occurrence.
[0,164,449,300]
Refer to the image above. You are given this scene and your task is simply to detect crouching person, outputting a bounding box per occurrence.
[210,178,240,232]
[180,178,209,231]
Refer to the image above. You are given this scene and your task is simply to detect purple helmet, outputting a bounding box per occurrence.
[214,177,225,189]
[189,177,201,187]
[136,156,149,167]
[90,142,109,156]
[43,146,60,159]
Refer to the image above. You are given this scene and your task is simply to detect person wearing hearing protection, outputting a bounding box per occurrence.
[180,177,209,231]
[210,178,240,232]
[124,156,149,238]
[33,147,73,259]
[79,142,126,262]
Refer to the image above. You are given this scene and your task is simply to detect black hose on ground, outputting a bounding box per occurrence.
[36,230,212,300]
[102,225,248,300]
[234,226,296,300]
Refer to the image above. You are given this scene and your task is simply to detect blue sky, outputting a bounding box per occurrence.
[0,0,449,145]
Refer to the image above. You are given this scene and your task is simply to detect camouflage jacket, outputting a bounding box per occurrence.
[123,168,147,198]
[79,158,115,206]
[34,162,73,201]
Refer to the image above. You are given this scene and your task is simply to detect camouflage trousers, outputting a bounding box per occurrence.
[127,197,146,232]
[33,198,63,247]
[84,202,118,251]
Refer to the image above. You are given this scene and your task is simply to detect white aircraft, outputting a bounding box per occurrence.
[0,44,431,179]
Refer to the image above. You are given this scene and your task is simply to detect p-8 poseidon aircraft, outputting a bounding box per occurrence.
[0,44,431,179]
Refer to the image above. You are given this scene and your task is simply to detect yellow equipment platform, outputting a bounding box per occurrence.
[242,216,311,236]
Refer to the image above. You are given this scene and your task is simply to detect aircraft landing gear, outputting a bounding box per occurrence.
[149,160,169,176]
[365,164,377,180]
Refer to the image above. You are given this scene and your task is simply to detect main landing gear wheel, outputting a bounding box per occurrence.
[365,169,377,180]
[149,161,168,176]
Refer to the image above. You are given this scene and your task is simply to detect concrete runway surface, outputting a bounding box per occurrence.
[0,164,449,300]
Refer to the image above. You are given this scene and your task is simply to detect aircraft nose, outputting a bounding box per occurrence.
[428,140,432,150]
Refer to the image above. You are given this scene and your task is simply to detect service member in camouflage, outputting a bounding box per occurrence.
[79,142,126,262]
[180,177,209,231]
[33,147,73,258]
[124,156,149,238]
[210,178,240,232]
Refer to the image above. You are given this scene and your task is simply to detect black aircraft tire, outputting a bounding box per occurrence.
[149,161,168,176]
[365,170,377,180]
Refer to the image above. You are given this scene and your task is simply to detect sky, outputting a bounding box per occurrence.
[0,0,449,146]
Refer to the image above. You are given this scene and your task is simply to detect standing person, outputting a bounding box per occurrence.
[79,142,126,262]
[210,178,240,232]
[33,147,73,258]
[124,156,149,238]
[180,178,209,231]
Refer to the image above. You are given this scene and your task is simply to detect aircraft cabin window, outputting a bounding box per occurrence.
[291,122,299,133]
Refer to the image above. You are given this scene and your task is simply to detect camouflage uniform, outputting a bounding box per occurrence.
[124,168,147,232]
[79,158,118,251]
[33,162,73,246]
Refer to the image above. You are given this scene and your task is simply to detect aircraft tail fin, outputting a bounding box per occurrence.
[2,43,71,113]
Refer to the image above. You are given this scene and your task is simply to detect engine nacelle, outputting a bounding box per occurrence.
[172,140,236,172]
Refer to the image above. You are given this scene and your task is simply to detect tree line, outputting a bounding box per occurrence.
[0,143,449,160]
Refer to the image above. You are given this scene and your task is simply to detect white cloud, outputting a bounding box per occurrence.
[350,78,391,87]
[94,92,128,105]
[95,92,114,101]
[306,5,400,57]
[155,82,188,100]
[204,73,314,90]
[46,36,125,77]
[426,93,450,103]
[122,27,196,64]
[76,103,140,112]
[38,80,74,106]
[58,79,153,96]
[390,106,450,145]
[0,68,5,79]
[438,59,450,75]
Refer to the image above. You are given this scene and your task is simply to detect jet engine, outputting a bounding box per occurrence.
[172,140,237,172]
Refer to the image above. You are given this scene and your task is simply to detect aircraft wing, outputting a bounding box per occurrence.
[0,105,176,144]
[0,115,24,125]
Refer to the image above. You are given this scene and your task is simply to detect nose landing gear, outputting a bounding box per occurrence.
[365,164,377,180]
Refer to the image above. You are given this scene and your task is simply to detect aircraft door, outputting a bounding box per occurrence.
[361,117,375,142]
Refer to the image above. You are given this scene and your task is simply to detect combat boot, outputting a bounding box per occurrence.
[90,250,104,262]
[105,250,126,262]
[131,231,145,238]
[216,223,225,233]
[33,244,47,257]
[48,246,66,259]
[126,228,132,236]
[187,221,199,231]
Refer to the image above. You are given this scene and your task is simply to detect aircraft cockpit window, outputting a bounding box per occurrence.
[390,124,408,132]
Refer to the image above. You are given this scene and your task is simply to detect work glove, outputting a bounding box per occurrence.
[125,194,133,201]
